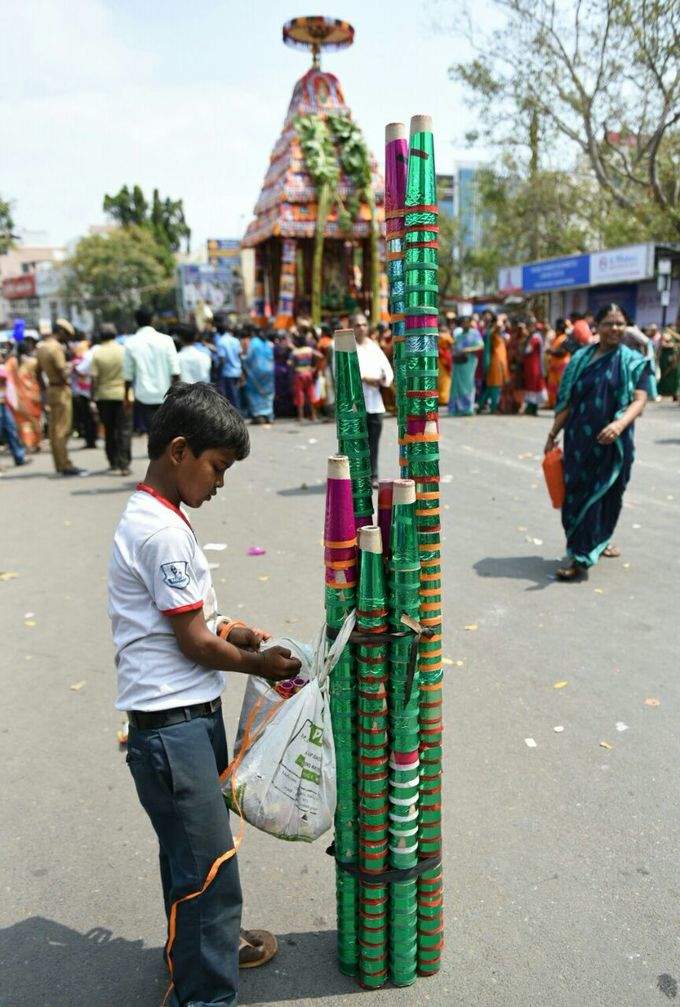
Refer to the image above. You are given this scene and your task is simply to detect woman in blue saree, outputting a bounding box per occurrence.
[244,329,275,424]
[448,317,484,416]
[544,304,651,582]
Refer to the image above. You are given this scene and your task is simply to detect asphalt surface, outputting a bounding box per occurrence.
[1,402,678,1007]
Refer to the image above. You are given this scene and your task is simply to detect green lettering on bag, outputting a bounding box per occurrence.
[302,768,321,785]
[309,723,324,747]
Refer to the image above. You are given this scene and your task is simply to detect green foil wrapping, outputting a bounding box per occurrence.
[324,455,359,977]
[356,526,389,989]
[403,115,443,977]
[387,479,421,985]
[334,329,373,530]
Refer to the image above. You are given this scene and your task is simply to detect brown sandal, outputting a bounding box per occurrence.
[239,928,278,969]
[602,545,620,558]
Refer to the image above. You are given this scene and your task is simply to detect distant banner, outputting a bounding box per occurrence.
[207,238,240,266]
[178,263,239,313]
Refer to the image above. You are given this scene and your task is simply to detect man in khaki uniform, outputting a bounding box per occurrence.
[36,319,83,476]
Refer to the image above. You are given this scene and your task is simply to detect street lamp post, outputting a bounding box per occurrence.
[657,257,672,329]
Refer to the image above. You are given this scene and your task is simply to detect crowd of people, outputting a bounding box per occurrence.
[436,309,679,418]
[0,308,394,484]
[1,303,678,488]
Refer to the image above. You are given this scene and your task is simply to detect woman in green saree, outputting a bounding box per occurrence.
[544,304,651,582]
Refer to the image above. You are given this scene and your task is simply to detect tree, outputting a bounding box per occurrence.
[449,0,680,236]
[103,185,191,252]
[0,195,16,255]
[62,226,174,330]
[436,206,463,301]
[462,158,597,287]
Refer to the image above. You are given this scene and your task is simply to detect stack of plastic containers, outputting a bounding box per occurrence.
[334,329,374,531]
[387,478,422,985]
[384,123,410,477]
[323,454,359,977]
[356,525,390,989]
[323,112,444,986]
[402,114,444,977]
[377,481,393,563]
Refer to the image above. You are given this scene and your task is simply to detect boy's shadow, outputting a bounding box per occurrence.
[0,917,358,1005]
[474,554,557,591]
[0,917,165,1007]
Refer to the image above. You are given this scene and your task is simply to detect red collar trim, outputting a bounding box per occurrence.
[136,482,193,530]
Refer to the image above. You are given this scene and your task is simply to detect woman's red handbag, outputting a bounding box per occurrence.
[542,447,565,509]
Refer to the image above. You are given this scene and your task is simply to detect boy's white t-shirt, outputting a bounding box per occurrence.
[109,484,225,711]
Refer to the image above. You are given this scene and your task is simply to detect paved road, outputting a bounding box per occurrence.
[1,402,678,1007]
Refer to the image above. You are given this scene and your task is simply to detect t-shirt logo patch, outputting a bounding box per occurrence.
[160,561,190,589]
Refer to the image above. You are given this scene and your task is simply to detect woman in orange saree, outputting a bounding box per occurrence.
[546,319,571,408]
[437,325,454,405]
[478,322,509,412]
[5,337,42,450]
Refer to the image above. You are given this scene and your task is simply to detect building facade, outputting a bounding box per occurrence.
[497,242,680,327]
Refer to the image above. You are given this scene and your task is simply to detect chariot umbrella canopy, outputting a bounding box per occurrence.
[242,17,385,327]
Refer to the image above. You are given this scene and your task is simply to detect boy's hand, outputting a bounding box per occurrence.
[258,646,302,681]
[229,625,271,651]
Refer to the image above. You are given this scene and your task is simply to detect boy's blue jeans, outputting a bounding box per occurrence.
[0,403,26,465]
[127,709,242,1007]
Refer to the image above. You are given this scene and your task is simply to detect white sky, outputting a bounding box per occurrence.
[0,0,494,251]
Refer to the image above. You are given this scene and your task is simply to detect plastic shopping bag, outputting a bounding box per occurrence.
[222,615,355,842]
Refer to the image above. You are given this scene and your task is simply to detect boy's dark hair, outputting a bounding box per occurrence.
[135,306,153,328]
[148,382,250,461]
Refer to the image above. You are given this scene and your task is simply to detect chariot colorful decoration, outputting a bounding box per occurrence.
[242,17,385,327]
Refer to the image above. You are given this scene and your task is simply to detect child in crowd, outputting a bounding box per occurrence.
[108,382,300,1007]
[290,332,321,422]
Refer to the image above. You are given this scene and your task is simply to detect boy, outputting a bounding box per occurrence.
[108,382,300,1007]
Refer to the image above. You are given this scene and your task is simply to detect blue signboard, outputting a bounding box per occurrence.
[522,254,590,293]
